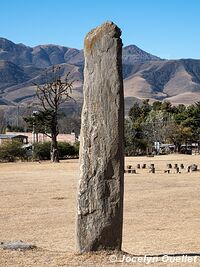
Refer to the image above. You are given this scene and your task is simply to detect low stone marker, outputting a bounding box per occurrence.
[149,164,155,173]
[167,163,172,169]
[76,22,124,252]
[0,241,36,250]
[180,163,184,169]
[190,164,198,172]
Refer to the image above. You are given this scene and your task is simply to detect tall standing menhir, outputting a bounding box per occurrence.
[76,22,124,252]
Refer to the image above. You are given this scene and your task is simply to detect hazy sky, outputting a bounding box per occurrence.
[1,0,200,59]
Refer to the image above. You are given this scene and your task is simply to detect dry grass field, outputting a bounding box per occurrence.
[1,154,200,266]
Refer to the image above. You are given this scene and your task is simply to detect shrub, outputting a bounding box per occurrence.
[0,141,26,162]
[73,141,80,155]
[58,142,75,158]
[33,141,79,160]
[33,142,51,160]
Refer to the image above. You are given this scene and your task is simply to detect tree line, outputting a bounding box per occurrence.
[125,99,200,156]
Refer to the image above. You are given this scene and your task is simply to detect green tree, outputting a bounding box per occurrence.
[161,101,173,112]
[152,101,162,111]
[125,100,151,155]
[185,102,200,134]
[165,123,192,152]
[142,110,172,144]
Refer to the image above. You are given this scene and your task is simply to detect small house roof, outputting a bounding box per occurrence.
[0,134,28,139]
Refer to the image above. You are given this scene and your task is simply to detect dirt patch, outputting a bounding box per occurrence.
[0,155,200,266]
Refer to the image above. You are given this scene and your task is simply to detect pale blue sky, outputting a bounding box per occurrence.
[1,0,200,59]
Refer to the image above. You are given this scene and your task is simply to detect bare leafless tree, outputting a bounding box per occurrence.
[34,65,74,162]
[0,109,6,134]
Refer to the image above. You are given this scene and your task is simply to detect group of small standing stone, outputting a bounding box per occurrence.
[125,163,198,174]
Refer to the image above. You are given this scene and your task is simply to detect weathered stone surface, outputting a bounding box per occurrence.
[76,22,124,252]
[0,240,36,250]
[190,164,198,171]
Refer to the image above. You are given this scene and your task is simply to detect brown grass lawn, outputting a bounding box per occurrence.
[1,154,200,266]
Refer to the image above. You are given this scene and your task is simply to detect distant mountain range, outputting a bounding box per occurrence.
[1,37,200,114]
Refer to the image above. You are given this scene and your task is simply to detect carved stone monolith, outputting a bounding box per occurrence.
[76,22,124,252]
